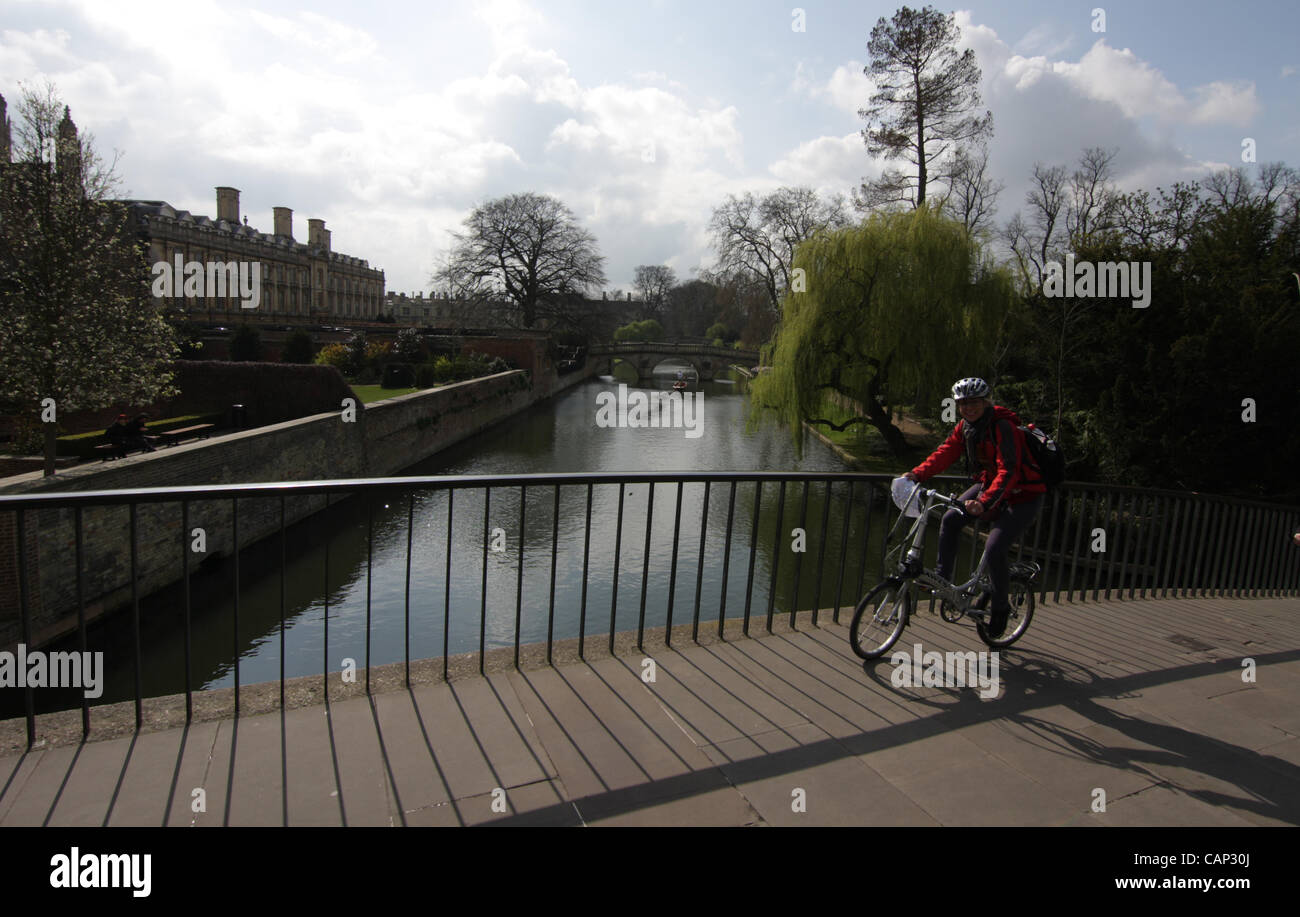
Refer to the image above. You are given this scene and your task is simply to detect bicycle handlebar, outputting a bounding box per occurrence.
[908,482,976,516]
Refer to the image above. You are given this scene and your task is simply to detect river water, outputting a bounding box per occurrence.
[29,365,938,711]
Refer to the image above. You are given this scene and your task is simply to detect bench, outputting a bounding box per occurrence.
[95,442,146,461]
[157,423,216,447]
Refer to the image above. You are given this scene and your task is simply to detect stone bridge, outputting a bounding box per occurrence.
[589,342,760,382]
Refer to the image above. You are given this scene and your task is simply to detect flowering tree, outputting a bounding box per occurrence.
[0,82,178,474]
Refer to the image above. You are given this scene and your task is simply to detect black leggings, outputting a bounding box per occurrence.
[937,484,1043,611]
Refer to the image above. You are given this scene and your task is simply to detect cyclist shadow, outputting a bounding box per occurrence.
[862,646,1300,823]
[859,639,1124,712]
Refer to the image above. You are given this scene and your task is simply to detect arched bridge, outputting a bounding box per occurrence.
[590,341,761,381]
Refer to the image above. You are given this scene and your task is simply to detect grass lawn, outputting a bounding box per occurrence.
[350,385,421,403]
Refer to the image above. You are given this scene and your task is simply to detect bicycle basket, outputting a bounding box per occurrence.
[891,476,924,517]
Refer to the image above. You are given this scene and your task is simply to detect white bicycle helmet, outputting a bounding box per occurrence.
[952,377,990,400]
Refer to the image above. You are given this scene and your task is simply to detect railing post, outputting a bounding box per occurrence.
[692,481,711,642]
[811,480,831,627]
[17,510,35,748]
[789,481,810,628]
[833,481,853,623]
[742,481,762,636]
[765,480,785,634]
[718,481,737,638]
[637,482,654,651]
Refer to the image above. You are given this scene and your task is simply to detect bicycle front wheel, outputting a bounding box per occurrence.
[849,579,913,660]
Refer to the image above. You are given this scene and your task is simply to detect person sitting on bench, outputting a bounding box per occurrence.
[127,413,158,453]
[105,414,132,458]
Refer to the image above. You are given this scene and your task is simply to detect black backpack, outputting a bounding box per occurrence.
[1019,423,1066,488]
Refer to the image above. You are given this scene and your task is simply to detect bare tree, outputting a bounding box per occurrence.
[434,192,606,329]
[1066,146,1120,245]
[708,186,848,313]
[1202,162,1300,233]
[1003,162,1068,291]
[856,5,993,211]
[934,143,1003,238]
[632,264,676,323]
[1001,148,1124,439]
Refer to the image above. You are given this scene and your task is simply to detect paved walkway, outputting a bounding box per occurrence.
[2,596,1298,826]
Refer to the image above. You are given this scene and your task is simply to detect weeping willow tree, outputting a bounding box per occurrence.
[749,204,1015,455]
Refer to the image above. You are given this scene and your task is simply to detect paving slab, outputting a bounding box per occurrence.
[957,717,1160,811]
[41,737,131,827]
[284,703,347,826]
[104,722,221,827]
[702,721,939,826]
[720,634,901,738]
[639,645,810,747]
[1066,783,1259,827]
[506,663,714,804]
[321,695,396,826]
[219,710,286,826]
[0,749,44,825]
[584,783,760,827]
[882,748,1086,826]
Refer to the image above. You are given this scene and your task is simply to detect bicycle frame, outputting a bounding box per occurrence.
[886,484,991,615]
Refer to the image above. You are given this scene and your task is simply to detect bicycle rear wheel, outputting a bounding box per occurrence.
[976,577,1035,648]
[850,579,913,660]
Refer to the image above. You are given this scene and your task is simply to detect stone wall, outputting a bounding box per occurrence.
[0,359,596,649]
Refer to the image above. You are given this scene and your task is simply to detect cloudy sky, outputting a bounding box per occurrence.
[2,0,1297,295]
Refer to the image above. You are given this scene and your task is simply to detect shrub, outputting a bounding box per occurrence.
[706,322,738,343]
[281,331,314,364]
[382,362,416,388]
[346,330,368,373]
[393,327,424,362]
[431,355,454,382]
[416,363,439,388]
[314,343,350,372]
[230,325,262,361]
[613,319,663,342]
[7,416,46,455]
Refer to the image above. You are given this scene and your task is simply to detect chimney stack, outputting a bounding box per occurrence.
[273,206,293,239]
[215,186,240,223]
[308,218,325,248]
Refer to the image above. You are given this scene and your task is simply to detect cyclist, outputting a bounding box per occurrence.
[904,378,1046,638]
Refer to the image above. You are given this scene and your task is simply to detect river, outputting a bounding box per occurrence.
[25,365,926,712]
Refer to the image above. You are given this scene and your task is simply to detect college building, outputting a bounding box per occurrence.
[126,187,386,325]
[2,92,385,326]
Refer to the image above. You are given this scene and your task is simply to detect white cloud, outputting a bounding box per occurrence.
[1046,41,1259,127]
[768,133,870,196]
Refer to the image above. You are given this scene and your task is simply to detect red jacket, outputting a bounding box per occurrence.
[910,405,1047,511]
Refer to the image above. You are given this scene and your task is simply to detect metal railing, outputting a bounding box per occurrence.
[1,472,1297,747]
